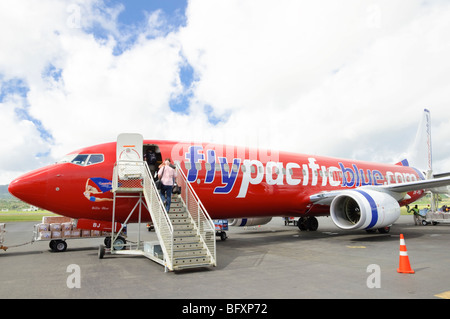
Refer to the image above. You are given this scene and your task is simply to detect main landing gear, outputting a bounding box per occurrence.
[365,226,391,234]
[297,217,319,231]
[296,216,391,233]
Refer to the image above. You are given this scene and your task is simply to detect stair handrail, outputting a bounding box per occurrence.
[141,161,174,270]
[174,162,216,266]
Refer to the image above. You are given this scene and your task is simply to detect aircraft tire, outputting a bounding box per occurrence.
[306,217,319,231]
[297,217,307,231]
[377,226,390,234]
[297,217,318,231]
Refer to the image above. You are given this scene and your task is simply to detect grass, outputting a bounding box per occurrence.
[0,210,60,223]
[400,196,450,215]
[1,196,448,222]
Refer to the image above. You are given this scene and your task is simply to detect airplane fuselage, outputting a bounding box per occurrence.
[8,140,426,224]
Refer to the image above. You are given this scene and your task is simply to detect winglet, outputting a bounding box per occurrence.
[407,109,432,174]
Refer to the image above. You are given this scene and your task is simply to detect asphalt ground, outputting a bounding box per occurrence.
[1,215,450,302]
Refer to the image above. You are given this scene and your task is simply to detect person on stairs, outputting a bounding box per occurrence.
[158,158,177,212]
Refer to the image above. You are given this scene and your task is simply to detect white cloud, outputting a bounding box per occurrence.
[1,0,450,184]
[0,95,50,183]
[180,0,450,168]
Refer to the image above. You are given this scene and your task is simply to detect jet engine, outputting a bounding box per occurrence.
[330,189,400,231]
[229,217,273,227]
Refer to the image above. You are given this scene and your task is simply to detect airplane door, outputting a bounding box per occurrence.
[116,133,143,162]
[116,133,144,180]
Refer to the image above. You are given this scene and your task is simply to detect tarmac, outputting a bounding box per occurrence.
[1,215,450,301]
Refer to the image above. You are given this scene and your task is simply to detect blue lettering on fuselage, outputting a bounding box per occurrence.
[182,146,417,198]
[185,146,204,182]
[339,162,384,188]
[214,157,241,194]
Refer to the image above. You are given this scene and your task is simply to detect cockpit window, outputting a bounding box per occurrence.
[71,154,89,165]
[87,154,104,165]
[58,154,104,166]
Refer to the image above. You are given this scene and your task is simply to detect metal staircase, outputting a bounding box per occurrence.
[109,158,216,271]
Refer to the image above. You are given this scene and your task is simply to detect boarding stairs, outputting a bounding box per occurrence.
[110,159,216,271]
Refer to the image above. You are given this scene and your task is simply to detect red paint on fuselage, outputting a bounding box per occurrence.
[8,140,425,223]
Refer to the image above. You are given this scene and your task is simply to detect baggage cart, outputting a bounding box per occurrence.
[420,208,450,226]
[214,219,228,241]
[32,216,126,252]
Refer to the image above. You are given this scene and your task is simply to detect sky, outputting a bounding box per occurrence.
[1,0,450,184]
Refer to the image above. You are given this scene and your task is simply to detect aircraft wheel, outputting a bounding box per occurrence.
[297,217,318,231]
[297,217,307,231]
[306,217,319,231]
[378,226,390,234]
[220,232,227,241]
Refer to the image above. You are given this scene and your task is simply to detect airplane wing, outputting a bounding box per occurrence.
[309,175,450,205]
[381,175,450,193]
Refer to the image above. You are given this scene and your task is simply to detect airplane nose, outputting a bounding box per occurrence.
[8,167,49,207]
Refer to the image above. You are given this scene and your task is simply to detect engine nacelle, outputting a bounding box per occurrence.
[229,217,273,227]
[330,189,400,230]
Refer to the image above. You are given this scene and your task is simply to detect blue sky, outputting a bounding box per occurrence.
[88,0,188,53]
[110,0,188,26]
[87,1,196,116]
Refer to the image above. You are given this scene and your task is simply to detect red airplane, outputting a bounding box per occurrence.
[8,110,450,236]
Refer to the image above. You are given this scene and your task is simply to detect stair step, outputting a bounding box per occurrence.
[171,218,191,224]
[173,223,193,231]
[174,242,203,250]
[173,248,207,257]
[173,255,211,267]
[169,202,183,208]
[173,262,213,270]
[169,212,189,219]
[169,207,185,213]
[174,229,196,237]
[171,196,182,203]
[173,235,201,243]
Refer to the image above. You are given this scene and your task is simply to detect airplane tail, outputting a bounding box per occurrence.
[401,109,433,178]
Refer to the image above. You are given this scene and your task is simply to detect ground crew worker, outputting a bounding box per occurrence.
[406,204,421,225]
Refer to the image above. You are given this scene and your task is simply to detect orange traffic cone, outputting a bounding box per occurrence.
[397,234,414,274]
